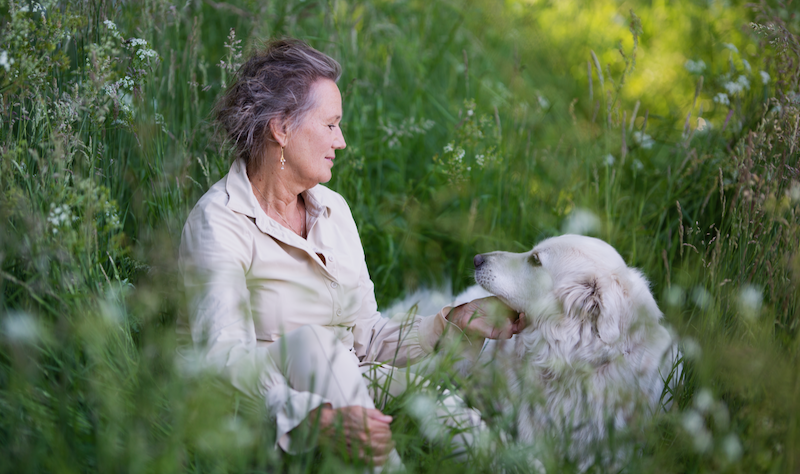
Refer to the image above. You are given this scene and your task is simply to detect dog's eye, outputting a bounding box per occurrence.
[528,252,541,267]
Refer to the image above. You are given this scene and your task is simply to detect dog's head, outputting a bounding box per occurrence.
[474,234,662,346]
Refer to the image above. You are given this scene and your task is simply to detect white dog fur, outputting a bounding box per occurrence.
[384,234,679,463]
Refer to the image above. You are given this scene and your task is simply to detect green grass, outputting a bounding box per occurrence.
[1,0,799,472]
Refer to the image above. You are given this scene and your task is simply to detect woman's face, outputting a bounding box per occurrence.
[284,79,346,187]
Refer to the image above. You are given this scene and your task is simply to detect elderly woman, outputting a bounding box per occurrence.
[179,39,524,467]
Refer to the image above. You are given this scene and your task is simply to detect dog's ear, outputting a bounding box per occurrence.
[558,275,625,344]
[595,275,626,344]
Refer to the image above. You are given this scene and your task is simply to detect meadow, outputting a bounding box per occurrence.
[1,0,799,472]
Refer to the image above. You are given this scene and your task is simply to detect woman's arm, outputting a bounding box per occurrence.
[180,196,329,452]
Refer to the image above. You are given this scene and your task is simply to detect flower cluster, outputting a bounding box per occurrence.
[48,204,78,234]
[380,116,435,149]
[2,311,43,345]
[433,99,500,183]
[219,28,243,89]
[437,142,469,184]
[684,59,706,74]
[680,389,742,463]
[738,284,763,320]
[633,131,654,149]
[723,75,750,95]
[561,208,601,235]
[713,92,730,106]
[0,50,15,72]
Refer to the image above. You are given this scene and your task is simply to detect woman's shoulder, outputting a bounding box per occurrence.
[306,184,355,220]
[183,175,251,239]
[187,178,236,219]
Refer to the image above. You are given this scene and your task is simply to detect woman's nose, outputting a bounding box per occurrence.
[334,128,346,149]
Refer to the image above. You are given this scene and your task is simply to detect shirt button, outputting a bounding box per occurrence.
[331,282,338,289]
[329,255,334,262]
[336,308,342,315]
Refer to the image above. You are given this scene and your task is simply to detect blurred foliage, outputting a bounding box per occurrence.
[1,0,799,472]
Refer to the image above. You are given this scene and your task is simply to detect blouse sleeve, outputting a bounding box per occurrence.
[350,257,466,366]
[179,199,327,452]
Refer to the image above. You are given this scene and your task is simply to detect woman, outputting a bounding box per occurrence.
[179,38,525,466]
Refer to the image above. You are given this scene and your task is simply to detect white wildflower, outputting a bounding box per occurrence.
[682,336,702,360]
[105,209,120,228]
[454,147,465,162]
[738,284,762,319]
[697,117,711,132]
[684,59,706,74]
[475,154,485,167]
[104,19,123,40]
[537,95,550,109]
[407,393,445,440]
[742,59,751,73]
[137,48,158,61]
[665,286,685,307]
[691,286,713,310]
[633,131,654,149]
[467,109,474,117]
[48,204,74,228]
[737,75,750,90]
[724,81,744,95]
[789,181,800,203]
[682,410,704,433]
[0,50,14,72]
[603,154,615,166]
[722,434,742,462]
[3,312,42,345]
[443,142,454,154]
[682,410,713,452]
[694,388,715,412]
[632,159,644,171]
[713,93,730,105]
[723,42,739,53]
[117,76,134,90]
[760,70,770,85]
[129,38,148,47]
[562,208,601,236]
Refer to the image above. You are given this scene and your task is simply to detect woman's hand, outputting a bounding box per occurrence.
[446,296,526,339]
[308,405,394,465]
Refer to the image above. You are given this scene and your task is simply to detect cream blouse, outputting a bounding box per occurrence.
[179,159,458,450]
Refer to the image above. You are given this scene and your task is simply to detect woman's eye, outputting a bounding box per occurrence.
[328,124,336,130]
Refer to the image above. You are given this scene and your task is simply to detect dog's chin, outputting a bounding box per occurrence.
[475,282,523,313]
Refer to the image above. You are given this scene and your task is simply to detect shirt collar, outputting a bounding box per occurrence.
[225,159,332,219]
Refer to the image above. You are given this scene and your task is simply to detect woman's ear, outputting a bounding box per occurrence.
[268,118,288,148]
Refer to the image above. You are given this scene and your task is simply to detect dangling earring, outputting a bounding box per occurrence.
[280,146,285,170]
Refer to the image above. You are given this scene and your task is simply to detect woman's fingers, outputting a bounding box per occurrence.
[331,406,393,465]
[457,296,525,339]
[366,408,393,424]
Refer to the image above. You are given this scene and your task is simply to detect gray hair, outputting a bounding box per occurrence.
[214,38,342,168]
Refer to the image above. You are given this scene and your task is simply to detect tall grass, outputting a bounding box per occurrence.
[1,0,798,472]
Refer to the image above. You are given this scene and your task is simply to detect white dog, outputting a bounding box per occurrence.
[470,234,678,457]
[386,234,679,465]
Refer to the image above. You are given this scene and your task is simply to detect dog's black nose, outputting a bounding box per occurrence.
[474,254,485,268]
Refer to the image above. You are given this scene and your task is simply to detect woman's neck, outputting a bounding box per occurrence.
[247,162,307,237]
